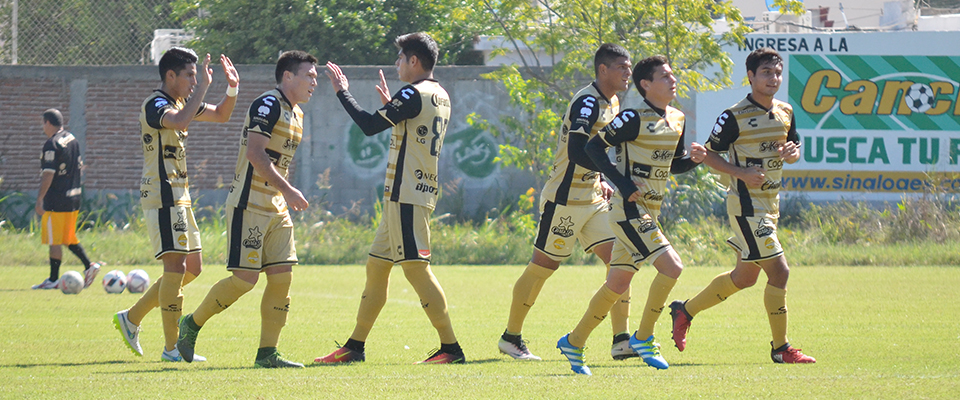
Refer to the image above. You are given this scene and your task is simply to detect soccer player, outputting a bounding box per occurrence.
[498,44,637,361]
[669,48,815,364]
[176,50,317,368]
[557,56,705,375]
[33,108,102,290]
[315,32,465,365]
[113,48,239,362]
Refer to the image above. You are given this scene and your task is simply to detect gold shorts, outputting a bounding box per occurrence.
[41,211,79,246]
[726,215,783,262]
[226,207,297,271]
[144,206,201,259]
[534,199,614,261]
[369,201,431,264]
[608,213,672,272]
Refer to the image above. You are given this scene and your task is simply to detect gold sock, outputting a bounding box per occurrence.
[608,266,631,336]
[158,272,184,352]
[506,262,555,334]
[350,257,394,342]
[685,271,740,317]
[193,275,255,326]
[635,273,677,339]
[127,271,197,326]
[765,284,789,349]
[402,261,456,343]
[569,284,620,348]
[260,272,292,348]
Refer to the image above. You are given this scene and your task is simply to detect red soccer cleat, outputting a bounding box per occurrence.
[314,345,365,364]
[415,349,465,364]
[771,342,816,364]
[669,300,693,352]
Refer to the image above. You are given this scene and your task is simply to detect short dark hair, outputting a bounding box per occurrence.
[632,55,669,97]
[594,43,630,76]
[158,47,198,81]
[275,50,319,84]
[396,32,439,71]
[42,108,63,127]
[746,47,783,75]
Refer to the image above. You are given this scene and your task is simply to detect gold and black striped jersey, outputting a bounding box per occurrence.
[705,95,800,218]
[541,83,619,206]
[378,79,450,210]
[139,90,206,209]
[226,89,303,215]
[596,100,687,220]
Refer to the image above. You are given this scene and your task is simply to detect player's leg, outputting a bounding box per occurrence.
[560,265,632,376]
[500,249,557,360]
[757,254,813,363]
[593,241,635,360]
[252,212,302,368]
[34,212,61,289]
[403,260,464,364]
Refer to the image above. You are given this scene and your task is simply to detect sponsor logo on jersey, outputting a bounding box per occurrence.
[247,251,259,264]
[579,96,597,118]
[759,140,781,153]
[754,218,774,237]
[651,149,673,162]
[242,227,263,249]
[177,234,187,247]
[282,138,298,151]
[610,110,636,129]
[400,88,415,100]
[712,112,729,135]
[417,125,429,137]
[643,189,664,202]
[745,158,764,168]
[764,237,777,250]
[415,169,438,182]
[552,238,566,250]
[140,190,149,198]
[550,216,575,238]
[154,97,169,108]
[163,145,182,160]
[431,93,450,108]
[44,150,55,161]
[142,134,153,144]
[173,210,187,232]
[650,230,664,244]
[58,163,67,175]
[637,218,657,233]
[766,158,784,170]
[761,179,782,191]
[418,249,431,258]
[581,171,598,181]
[415,182,438,194]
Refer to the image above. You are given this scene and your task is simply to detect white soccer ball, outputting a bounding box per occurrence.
[126,269,150,293]
[102,270,127,294]
[904,83,935,113]
[58,271,84,295]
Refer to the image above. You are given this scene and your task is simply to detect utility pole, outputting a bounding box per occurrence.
[12,0,18,64]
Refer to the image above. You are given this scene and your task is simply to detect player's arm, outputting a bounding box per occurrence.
[35,171,54,215]
[779,113,801,164]
[669,123,702,174]
[246,133,308,212]
[161,54,213,131]
[566,95,604,171]
[195,54,240,123]
[585,110,642,202]
[701,110,765,188]
[35,141,58,215]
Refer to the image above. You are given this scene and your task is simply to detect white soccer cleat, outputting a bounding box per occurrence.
[113,310,143,356]
[161,346,206,362]
[611,339,640,360]
[498,337,542,360]
[32,278,59,290]
[83,262,102,288]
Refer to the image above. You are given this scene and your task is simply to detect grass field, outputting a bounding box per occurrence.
[2,264,958,399]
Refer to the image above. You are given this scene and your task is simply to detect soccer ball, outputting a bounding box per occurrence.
[126,269,150,293]
[58,271,84,295]
[904,83,935,113]
[102,270,127,294]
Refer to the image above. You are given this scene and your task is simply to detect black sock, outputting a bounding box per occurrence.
[502,331,521,344]
[67,244,93,269]
[49,258,61,281]
[440,342,462,355]
[613,332,630,344]
[344,338,365,353]
[256,347,277,360]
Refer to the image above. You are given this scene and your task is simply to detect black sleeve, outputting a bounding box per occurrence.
[567,132,601,171]
[786,112,800,146]
[705,110,739,153]
[337,85,422,136]
[586,111,642,199]
[246,94,282,138]
[40,139,58,172]
[336,90,394,135]
[567,94,601,136]
[144,96,172,130]
[670,123,700,174]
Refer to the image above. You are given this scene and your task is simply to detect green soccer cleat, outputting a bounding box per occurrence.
[255,350,305,368]
[176,314,200,363]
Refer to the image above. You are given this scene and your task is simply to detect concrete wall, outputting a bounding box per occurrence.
[0,65,535,218]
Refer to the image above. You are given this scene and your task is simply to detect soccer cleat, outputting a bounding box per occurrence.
[32,278,59,290]
[255,351,305,368]
[314,344,365,364]
[771,342,816,364]
[629,333,669,370]
[556,334,591,375]
[669,300,693,352]
[83,262,102,288]
[498,336,541,361]
[611,339,639,360]
[161,346,207,362]
[113,310,143,356]
[415,349,466,364]
[176,314,200,363]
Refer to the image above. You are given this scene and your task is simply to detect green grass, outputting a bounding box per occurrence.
[2,264,958,399]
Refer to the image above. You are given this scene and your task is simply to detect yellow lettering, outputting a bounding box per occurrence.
[928,82,954,115]
[877,81,914,115]
[839,80,877,115]
[801,70,841,114]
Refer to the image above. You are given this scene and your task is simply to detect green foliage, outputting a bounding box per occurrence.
[172,0,488,65]
[660,166,726,229]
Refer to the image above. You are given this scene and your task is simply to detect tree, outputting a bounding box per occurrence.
[468,0,801,191]
[171,0,488,65]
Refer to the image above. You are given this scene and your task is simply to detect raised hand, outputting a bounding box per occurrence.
[220,54,239,88]
[325,61,349,92]
[376,69,391,105]
[199,53,213,89]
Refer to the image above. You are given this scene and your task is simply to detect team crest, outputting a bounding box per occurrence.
[173,210,187,232]
[754,218,774,237]
[551,217,575,238]
[242,227,263,249]
[637,218,657,234]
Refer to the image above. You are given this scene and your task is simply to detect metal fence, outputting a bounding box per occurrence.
[0,0,183,65]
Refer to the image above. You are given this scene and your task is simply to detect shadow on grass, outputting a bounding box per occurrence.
[2,360,135,368]
[305,357,503,367]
